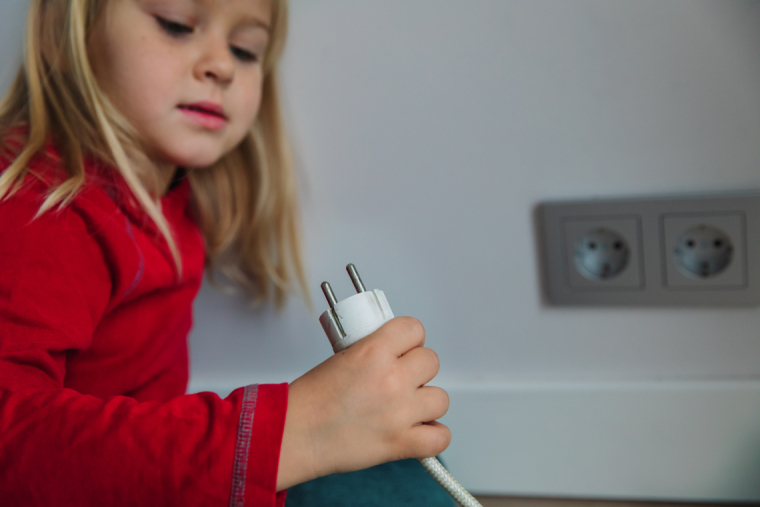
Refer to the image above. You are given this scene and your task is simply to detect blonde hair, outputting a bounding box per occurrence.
[0,0,306,307]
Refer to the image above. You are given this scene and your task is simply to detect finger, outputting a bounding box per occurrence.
[413,385,449,423]
[399,347,440,387]
[364,316,425,357]
[403,421,451,459]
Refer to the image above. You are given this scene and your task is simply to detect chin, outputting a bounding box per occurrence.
[166,145,225,170]
[179,155,222,169]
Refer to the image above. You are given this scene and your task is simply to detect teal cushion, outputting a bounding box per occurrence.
[285,458,457,507]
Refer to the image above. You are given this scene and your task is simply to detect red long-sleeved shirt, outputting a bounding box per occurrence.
[0,144,288,506]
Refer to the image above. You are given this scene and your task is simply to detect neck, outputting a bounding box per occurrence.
[154,162,180,196]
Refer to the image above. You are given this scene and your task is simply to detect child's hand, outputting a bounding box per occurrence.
[276,317,450,491]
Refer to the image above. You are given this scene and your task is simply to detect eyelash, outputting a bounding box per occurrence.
[156,16,193,36]
[155,17,260,63]
[231,47,258,63]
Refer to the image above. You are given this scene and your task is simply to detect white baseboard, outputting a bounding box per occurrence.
[188,379,760,503]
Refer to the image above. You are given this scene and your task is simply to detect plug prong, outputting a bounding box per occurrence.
[321,281,339,309]
[346,264,366,293]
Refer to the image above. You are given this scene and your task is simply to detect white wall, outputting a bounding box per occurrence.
[2,0,760,501]
[187,0,760,388]
[0,2,26,91]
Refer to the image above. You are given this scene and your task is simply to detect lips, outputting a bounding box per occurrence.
[179,101,227,119]
[178,101,228,131]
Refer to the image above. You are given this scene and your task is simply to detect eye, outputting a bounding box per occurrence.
[230,46,259,63]
[156,16,193,37]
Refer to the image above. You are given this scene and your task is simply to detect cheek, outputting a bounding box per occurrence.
[97,34,180,124]
[238,83,263,127]
[123,46,181,117]
[229,78,264,140]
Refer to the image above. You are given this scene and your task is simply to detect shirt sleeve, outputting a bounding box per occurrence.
[0,184,288,506]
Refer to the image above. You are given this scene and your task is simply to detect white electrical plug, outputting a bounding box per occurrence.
[319,264,394,353]
[318,264,483,507]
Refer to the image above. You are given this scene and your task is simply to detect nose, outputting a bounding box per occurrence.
[194,35,234,85]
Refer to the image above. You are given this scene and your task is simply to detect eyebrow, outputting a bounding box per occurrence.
[193,0,271,32]
[237,13,270,32]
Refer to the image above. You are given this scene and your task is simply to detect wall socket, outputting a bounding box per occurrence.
[538,191,760,306]
[563,216,644,290]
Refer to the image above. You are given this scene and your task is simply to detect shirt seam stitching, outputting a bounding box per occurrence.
[229,383,258,507]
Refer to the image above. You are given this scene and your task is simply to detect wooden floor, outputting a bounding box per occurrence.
[473,496,732,507]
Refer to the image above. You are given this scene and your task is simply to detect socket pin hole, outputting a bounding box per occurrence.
[686,239,695,248]
[714,239,723,248]
[613,241,623,250]
[588,241,597,250]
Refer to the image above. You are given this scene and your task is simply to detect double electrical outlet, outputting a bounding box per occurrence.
[538,191,760,306]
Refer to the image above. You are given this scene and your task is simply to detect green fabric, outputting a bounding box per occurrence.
[285,458,457,507]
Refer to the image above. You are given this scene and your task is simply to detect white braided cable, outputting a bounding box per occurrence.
[418,457,482,507]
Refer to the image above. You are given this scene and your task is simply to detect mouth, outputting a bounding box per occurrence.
[178,102,228,131]
[178,102,227,119]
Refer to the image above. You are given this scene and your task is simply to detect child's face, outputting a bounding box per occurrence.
[89,0,272,169]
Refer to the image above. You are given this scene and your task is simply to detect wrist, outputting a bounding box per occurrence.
[276,378,322,490]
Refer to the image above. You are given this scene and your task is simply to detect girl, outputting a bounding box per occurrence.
[0,0,450,506]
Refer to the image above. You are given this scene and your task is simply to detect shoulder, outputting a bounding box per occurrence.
[0,144,124,236]
[0,147,119,267]
[0,138,204,287]
[0,168,115,336]
[0,140,138,284]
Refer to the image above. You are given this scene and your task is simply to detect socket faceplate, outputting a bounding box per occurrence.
[538,191,760,306]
